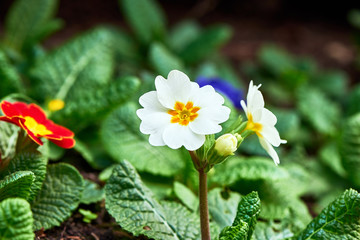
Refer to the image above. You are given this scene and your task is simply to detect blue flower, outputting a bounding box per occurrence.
[196,76,243,109]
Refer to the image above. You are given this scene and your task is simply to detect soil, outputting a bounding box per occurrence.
[1,0,360,239]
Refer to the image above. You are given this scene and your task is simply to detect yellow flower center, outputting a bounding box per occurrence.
[168,101,200,126]
[24,116,52,136]
[245,113,263,136]
[48,99,65,111]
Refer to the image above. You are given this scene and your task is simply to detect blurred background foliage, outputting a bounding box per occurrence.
[0,0,360,239]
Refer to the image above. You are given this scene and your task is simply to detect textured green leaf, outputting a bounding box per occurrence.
[149,42,184,76]
[105,160,200,240]
[219,220,248,240]
[80,179,104,205]
[295,189,360,240]
[297,86,340,135]
[319,141,346,178]
[0,198,34,240]
[4,0,61,52]
[31,27,115,103]
[212,157,289,185]
[173,181,198,212]
[31,163,84,230]
[208,188,241,230]
[340,113,360,186]
[233,191,261,240]
[0,171,34,201]
[253,222,294,240]
[52,76,140,128]
[180,25,232,64]
[101,102,185,176]
[120,0,166,44]
[0,132,47,202]
[0,50,23,96]
[0,121,19,162]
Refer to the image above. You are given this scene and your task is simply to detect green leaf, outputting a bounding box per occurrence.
[312,70,348,98]
[0,198,34,240]
[101,102,185,176]
[0,50,23,96]
[258,44,294,75]
[31,27,115,103]
[233,191,261,240]
[297,86,340,135]
[211,157,289,186]
[0,132,48,202]
[80,179,104,205]
[271,108,300,142]
[219,220,248,240]
[252,222,294,240]
[294,189,360,240]
[4,0,61,52]
[340,113,360,186]
[79,208,98,223]
[0,171,34,201]
[31,163,84,230]
[119,0,166,44]
[105,160,200,240]
[180,25,232,64]
[149,42,184,76]
[208,188,241,230]
[0,121,19,162]
[319,141,346,178]
[346,84,360,117]
[52,76,140,128]
[173,181,198,212]
[169,20,201,52]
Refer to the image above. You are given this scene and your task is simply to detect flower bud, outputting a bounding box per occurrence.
[214,133,238,156]
[48,99,65,112]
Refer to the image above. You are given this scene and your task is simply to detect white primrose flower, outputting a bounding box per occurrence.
[240,81,287,165]
[137,70,231,151]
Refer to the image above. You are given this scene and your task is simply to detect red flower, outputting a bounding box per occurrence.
[0,101,75,149]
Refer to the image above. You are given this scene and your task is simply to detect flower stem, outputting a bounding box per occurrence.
[198,168,211,240]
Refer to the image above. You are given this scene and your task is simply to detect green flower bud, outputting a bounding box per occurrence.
[214,133,238,156]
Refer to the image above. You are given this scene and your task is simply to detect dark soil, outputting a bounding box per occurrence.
[1,0,359,239]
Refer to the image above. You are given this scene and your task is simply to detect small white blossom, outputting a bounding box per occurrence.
[240,81,287,165]
[137,70,230,151]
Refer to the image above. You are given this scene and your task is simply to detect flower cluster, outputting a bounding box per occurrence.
[0,101,75,149]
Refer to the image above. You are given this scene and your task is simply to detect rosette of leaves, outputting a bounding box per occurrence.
[0,122,84,236]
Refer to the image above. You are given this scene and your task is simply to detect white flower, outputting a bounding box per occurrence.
[240,81,287,165]
[136,70,231,151]
[214,133,238,156]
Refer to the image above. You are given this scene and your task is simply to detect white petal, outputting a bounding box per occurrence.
[139,91,167,112]
[259,137,280,165]
[155,70,193,108]
[191,85,225,108]
[139,112,171,134]
[252,108,263,123]
[149,130,166,146]
[197,105,230,123]
[260,125,282,147]
[189,117,222,135]
[260,108,277,126]
[240,100,248,115]
[162,124,205,150]
[247,81,264,112]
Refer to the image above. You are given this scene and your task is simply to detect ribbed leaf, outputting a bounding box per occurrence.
[0,121,19,162]
[295,189,360,240]
[219,220,248,240]
[253,222,294,240]
[180,25,232,64]
[340,113,360,186]
[119,0,166,44]
[0,198,34,240]
[0,50,22,96]
[105,160,201,240]
[101,102,185,176]
[0,171,34,201]
[0,132,47,202]
[149,42,184,76]
[31,27,115,103]
[80,179,104,205]
[52,76,140,128]
[212,157,289,185]
[208,188,241,230]
[173,181,198,212]
[297,86,340,135]
[233,191,261,240]
[31,163,84,230]
[4,0,61,52]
